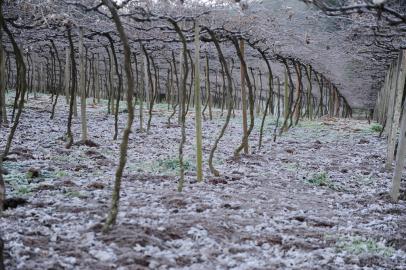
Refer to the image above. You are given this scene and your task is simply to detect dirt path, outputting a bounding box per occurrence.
[0,95,405,269]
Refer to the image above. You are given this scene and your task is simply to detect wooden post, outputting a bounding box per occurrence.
[205,54,213,121]
[38,61,43,98]
[194,23,203,182]
[79,28,88,142]
[178,23,184,125]
[139,51,145,132]
[144,51,150,105]
[108,48,115,115]
[240,39,248,154]
[380,69,391,125]
[387,51,406,170]
[385,58,401,170]
[391,98,406,201]
[378,68,391,125]
[95,54,101,104]
[166,68,170,107]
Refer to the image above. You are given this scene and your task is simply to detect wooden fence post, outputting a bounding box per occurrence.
[391,98,406,201]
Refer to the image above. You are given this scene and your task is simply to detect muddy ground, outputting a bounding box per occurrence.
[0,95,405,270]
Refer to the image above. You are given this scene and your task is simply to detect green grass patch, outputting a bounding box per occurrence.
[3,161,22,171]
[306,172,341,191]
[55,170,69,178]
[4,172,29,186]
[157,158,192,172]
[307,172,329,185]
[336,237,394,257]
[4,171,32,196]
[16,186,32,196]
[370,123,383,133]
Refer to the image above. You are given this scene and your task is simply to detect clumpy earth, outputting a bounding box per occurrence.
[0,95,405,270]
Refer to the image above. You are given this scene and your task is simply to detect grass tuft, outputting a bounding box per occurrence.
[370,123,383,133]
[157,158,192,171]
[336,237,394,257]
[306,172,342,191]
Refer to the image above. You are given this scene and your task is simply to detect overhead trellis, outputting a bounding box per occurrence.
[1,0,405,228]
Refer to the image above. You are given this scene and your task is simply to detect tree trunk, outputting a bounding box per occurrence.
[144,47,155,133]
[102,0,135,232]
[168,18,189,192]
[0,42,7,125]
[64,48,70,104]
[306,65,313,119]
[206,28,234,176]
[239,40,248,154]
[0,235,4,270]
[105,33,122,141]
[50,40,62,120]
[1,5,28,158]
[258,52,273,150]
[139,49,145,132]
[65,27,77,149]
[0,155,4,213]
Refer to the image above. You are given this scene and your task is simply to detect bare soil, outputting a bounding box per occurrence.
[0,95,405,269]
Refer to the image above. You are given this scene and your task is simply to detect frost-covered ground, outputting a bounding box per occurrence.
[0,94,405,270]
